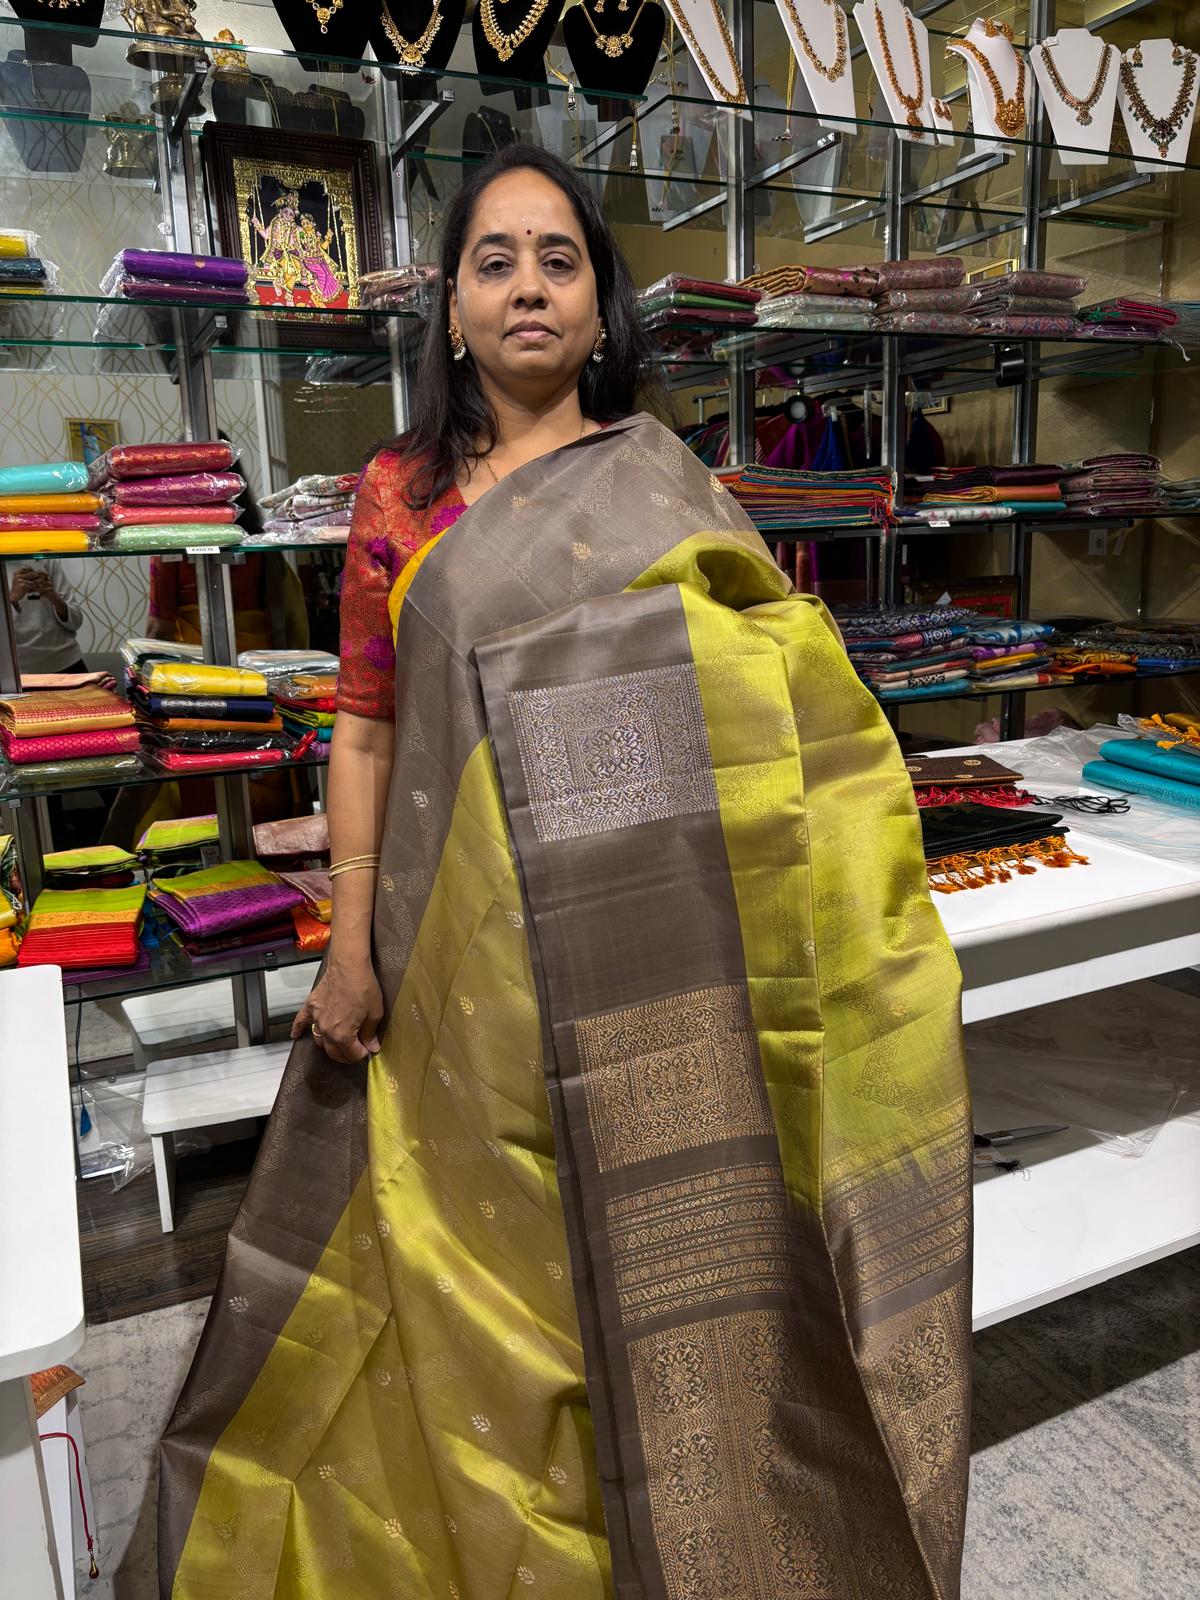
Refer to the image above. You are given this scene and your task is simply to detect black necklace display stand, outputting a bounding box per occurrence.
[270,0,371,72]
[7,0,105,64]
[563,0,665,114]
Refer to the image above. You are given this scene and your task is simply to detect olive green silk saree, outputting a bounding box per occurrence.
[160,413,972,1600]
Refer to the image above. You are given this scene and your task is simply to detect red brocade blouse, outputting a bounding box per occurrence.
[336,448,467,720]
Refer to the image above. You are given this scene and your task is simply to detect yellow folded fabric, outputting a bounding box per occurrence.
[143,662,270,698]
[0,232,32,259]
[0,493,102,513]
[0,890,17,930]
[0,531,91,554]
[0,686,134,737]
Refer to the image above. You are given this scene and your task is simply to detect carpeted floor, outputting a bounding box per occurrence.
[73,1251,1200,1598]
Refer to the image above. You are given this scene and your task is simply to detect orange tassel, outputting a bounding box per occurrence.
[928,834,1089,892]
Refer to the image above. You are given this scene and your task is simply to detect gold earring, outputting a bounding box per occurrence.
[1132,44,1143,67]
[449,324,466,361]
[591,321,607,363]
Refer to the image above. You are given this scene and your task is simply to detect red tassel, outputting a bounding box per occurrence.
[39,1429,98,1579]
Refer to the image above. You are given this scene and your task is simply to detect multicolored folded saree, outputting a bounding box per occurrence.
[160,414,972,1600]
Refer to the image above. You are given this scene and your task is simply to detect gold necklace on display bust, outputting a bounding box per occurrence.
[780,0,848,85]
[581,0,650,59]
[381,0,444,65]
[946,33,1026,137]
[479,0,554,62]
[872,2,926,132]
[308,0,344,33]
[1037,39,1113,127]
[664,0,746,105]
[1119,47,1197,157]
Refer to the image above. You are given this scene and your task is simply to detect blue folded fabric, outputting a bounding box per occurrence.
[1096,738,1200,786]
[873,680,966,703]
[0,461,89,496]
[1083,759,1200,811]
[968,621,1055,646]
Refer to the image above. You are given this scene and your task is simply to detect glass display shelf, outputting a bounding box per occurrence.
[0,538,348,562]
[0,748,327,803]
[59,939,321,1005]
[876,662,1200,708]
[760,511,1194,542]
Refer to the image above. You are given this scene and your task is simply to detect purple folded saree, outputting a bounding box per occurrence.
[114,249,249,288]
[870,256,966,291]
[115,278,250,305]
[110,471,245,506]
[148,860,302,938]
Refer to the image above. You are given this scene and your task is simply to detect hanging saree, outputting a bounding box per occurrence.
[160,414,971,1600]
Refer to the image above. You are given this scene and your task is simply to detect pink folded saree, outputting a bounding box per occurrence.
[1,725,141,763]
[109,472,245,506]
[106,503,239,527]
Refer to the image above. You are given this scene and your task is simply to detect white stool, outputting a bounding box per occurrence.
[142,1041,292,1232]
[119,964,316,1071]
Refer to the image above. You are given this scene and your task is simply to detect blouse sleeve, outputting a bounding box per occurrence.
[336,453,406,720]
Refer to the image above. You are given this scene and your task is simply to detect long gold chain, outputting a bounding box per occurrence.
[946,36,1027,136]
[1037,40,1113,126]
[780,0,848,85]
[872,2,925,130]
[381,0,444,65]
[581,0,650,58]
[307,0,343,33]
[1118,49,1197,158]
[664,0,746,105]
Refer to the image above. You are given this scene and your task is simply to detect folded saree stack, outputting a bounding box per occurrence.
[130,656,287,774]
[919,801,1088,893]
[875,266,1084,338]
[1059,453,1167,517]
[0,227,56,297]
[100,248,250,307]
[92,440,247,550]
[0,684,140,790]
[258,473,359,544]
[357,263,438,312]
[638,273,761,357]
[0,834,20,967]
[1082,724,1200,810]
[43,844,139,890]
[252,812,331,951]
[904,463,1067,521]
[16,881,147,969]
[964,620,1058,689]
[838,604,980,699]
[270,668,339,752]
[0,459,98,554]
[137,814,220,877]
[1075,297,1182,340]
[148,860,304,961]
[714,464,894,530]
[1052,619,1200,675]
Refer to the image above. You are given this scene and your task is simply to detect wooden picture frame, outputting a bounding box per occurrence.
[200,122,390,351]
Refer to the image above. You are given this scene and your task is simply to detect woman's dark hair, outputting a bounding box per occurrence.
[393,143,658,509]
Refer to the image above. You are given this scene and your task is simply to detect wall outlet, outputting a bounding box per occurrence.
[1088,530,1107,557]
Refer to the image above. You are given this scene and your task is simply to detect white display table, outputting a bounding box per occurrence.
[927,741,1200,1331]
[0,964,85,1600]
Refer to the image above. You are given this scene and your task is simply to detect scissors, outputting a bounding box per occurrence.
[974,1124,1067,1149]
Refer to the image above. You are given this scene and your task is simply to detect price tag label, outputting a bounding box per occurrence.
[927,518,951,529]
[185,546,218,556]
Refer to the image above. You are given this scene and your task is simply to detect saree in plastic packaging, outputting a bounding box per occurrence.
[159,414,972,1600]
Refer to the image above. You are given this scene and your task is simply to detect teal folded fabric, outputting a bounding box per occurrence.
[874,680,966,702]
[1097,737,1200,786]
[1083,759,1200,811]
[112,525,245,551]
[0,461,88,496]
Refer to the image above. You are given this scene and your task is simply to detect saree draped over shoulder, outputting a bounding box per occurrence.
[160,413,972,1600]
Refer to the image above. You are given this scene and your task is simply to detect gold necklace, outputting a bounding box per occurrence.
[946,35,1027,136]
[780,0,848,85]
[872,2,925,131]
[381,0,444,65]
[1119,49,1197,158]
[581,0,649,58]
[1037,40,1113,127]
[308,0,344,33]
[478,0,554,62]
[481,419,588,486]
[664,0,746,104]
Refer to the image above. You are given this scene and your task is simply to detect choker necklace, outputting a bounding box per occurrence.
[478,0,553,61]
[381,0,444,65]
[1119,47,1197,157]
[946,33,1026,137]
[308,0,344,33]
[665,0,746,104]
[1037,40,1113,127]
[581,0,650,58]
[872,3,925,132]
[780,0,847,84]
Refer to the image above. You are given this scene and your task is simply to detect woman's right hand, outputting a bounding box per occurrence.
[292,955,383,1065]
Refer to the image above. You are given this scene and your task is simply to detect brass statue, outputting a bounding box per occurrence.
[120,0,207,68]
[212,27,250,75]
[104,100,157,179]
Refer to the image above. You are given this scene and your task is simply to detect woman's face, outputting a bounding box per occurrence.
[449,169,599,400]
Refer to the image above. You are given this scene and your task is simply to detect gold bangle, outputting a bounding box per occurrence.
[330,852,380,869]
[329,853,381,880]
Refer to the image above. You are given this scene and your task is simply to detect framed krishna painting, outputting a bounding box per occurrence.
[200,123,389,348]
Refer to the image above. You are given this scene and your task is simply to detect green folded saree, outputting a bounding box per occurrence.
[160,413,971,1600]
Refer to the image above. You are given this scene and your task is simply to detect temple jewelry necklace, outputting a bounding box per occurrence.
[780,0,847,84]
[872,2,925,131]
[1119,47,1197,157]
[1038,39,1113,126]
[479,0,554,62]
[580,0,649,58]
[381,0,444,65]
[946,35,1026,137]
[308,0,344,33]
[665,0,746,104]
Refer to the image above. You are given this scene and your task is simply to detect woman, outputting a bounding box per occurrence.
[161,146,971,1600]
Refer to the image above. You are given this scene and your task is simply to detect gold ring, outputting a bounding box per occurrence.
[311,1022,323,1040]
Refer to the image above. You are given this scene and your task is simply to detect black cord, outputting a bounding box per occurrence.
[1028,792,1130,814]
